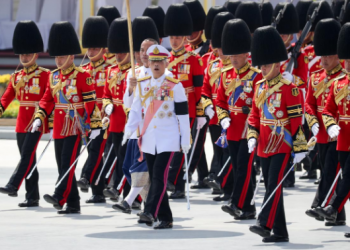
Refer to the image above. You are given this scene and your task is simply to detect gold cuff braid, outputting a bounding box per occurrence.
[216,106,229,122]
[247,128,259,140]
[48,112,54,129]
[34,110,46,125]
[102,98,113,111]
[196,101,205,117]
[305,113,318,129]
[322,114,337,130]
[201,96,213,110]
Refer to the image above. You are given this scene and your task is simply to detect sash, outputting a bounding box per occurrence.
[137,81,177,161]
[313,72,345,99]
[167,53,188,71]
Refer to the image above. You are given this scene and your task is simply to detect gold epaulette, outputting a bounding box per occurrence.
[38,67,50,72]
[127,65,140,73]
[165,76,179,84]
[187,51,198,57]
[221,65,233,73]
[249,66,261,74]
[51,69,59,73]
[334,74,346,81]
[280,78,291,85]
[256,78,266,85]
[209,58,220,65]
[137,75,151,82]
[74,66,85,73]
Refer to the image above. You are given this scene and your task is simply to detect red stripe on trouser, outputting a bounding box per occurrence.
[338,191,350,213]
[89,138,107,183]
[222,164,233,188]
[118,178,127,192]
[238,150,255,208]
[174,118,195,184]
[137,195,142,203]
[155,152,174,218]
[18,135,42,189]
[266,154,289,229]
[60,137,81,206]
[326,163,341,206]
[107,164,116,184]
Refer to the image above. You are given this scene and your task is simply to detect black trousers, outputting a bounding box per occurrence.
[259,153,290,237]
[227,139,255,212]
[54,135,81,208]
[8,132,41,200]
[330,151,350,212]
[145,152,174,222]
[81,131,109,195]
[209,124,227,175]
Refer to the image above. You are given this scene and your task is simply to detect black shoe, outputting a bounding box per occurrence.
[0,184,18,197]
[203,173,215,185]
[236,211,256,220]
[212,188,223,195]
[18,199,39,207]
[314,178,321,185]
[166,181,176,192]
[345,233,350,238]
[77,178,89,190]
[80,188,89,193]
[283,181,294,188]
[132,201,142,210]
[43,194,62,210]
[305,208,324,221]
[325,221,346,226]
[86,195,106,204]
[112,200,131,214]
[249,224,271,238]
[154,221,173,229]
[191,180,210,189]
[57,206,80,214]
[213,193,230,202]
[221,203,241,218]
[169,190,185,199]
[315,206,337,222]
[299,170,317,180]
[262,234,289,243]
[137,210,144,216]
[103,188,120,201]
[139,212,155,227]
[207,180,221,190]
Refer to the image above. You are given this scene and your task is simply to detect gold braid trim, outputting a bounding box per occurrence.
[293,126,308,153]
[102,98,113,111]
[48,112,54,129]
[247,128,259,140]
[216,106,229,122]
[34,110,46,125]
[196,100,205,117]
[305,113,318,128]
[322,114,337,130]
[201,96,213,110]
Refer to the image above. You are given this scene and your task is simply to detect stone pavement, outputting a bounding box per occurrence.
[0,138,349,250]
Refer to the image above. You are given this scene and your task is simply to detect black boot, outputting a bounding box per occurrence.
[0,184,18,197]
[132,200,142,210]
[191,180,210,189]
[299,170,317,180]
[57,206,80,214]
[262,234,289,243]
[43,194,62,210]
[221,203,241,218]
[18,199,39,207]
[325,221,346,226]
[86,195,106,204]
[169,190,185,199]
[213,193,230,202]
[166,182,175,192]
[305,208,324,221]
[103,188,120,202]
[77,177,89,190]
[139,212,155,227]
[154,221,173,229]
[345,233,350,238]
[315,206,337,222]
[207,180,221,190]
[249,224,271,238]
[112,200,131,214]
[236,211,256,220]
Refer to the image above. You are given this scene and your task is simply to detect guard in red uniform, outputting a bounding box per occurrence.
[32,22,102,214]
[76,16,111,204]
[216,19,263,219]
[163,4,206,199]
[0,21,50,207]
[248,26,307,243]
[315,23,350,237]
[305,19,346,226]
[102,18,131,203]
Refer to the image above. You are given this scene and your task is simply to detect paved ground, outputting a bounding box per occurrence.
[0,138,349,250]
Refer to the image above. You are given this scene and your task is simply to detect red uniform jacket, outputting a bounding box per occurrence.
[216,63,263,141]
[323,74,350,151]
[168,48,205,118]
[201,56,229,126]
[35,64,101,139]
[304,44,322,74]
[82,58,112,111]
[247,74,307,158]
[104,53,117,66]
[280,44,309,90]
[103,63,130,133]
[0,64,50,133]
[305,64,346,144]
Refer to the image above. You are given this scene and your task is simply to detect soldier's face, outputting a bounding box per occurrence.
[186,31,202,43]
[321,55,339,71]
[230,53,249,69]
[280,34,292,47]
[345,59,350,72]
[116,53,130,64]
[20,53,38,65]
[149,60,166,78]
[261,63,280,80]
[217,48,228,61]
[170,36,185,49]
[87,48,105,61]
[55,55,74,69]
[140,40,156,67]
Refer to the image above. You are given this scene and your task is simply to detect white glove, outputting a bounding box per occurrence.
[50,129,53,138]
[282,71,294,82]
[311,123,319,136]
[89,129,101,139]
[102,117,110,130]
[122,131,132,146]
[327,125,340,139]
[205,105,215,119]
[293,152,307,164]
[182,144,191,154]
[105,104,114,116]
[220,117,231,130]
[196,117,207,129]
[248,138,257,153]
[31,119,42,133]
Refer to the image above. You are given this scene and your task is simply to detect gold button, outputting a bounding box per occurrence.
[117,87,119,89]
[154,126,156,128]
[26,107,29,110]
[117,93,119,95]
[154,116,156,118]
[59,111,62,114]
[25,96,28,100]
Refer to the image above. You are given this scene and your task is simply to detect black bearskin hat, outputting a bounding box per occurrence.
[314,18,341,56]
[164,4,193,36]
[13,20,43,54]
[184,0,206,32]
[296,0,313,30]
[204,6,227,39]
[82,16,109,48]
[337,22,350,59]
[143,6,166,38]
[222,18,251,55]
[211,12,234,48]
[108,18,129,54]
[224,1,241,16]
[307,1,334,31]
[132,16,159,52]
[273,2,299,34]
[261,2,274,26]
[97,6,121,26]
[235,1,262,33]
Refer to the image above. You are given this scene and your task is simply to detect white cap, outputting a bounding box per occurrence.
[146,45,171,61]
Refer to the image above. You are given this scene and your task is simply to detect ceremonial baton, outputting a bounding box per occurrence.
[217,157,231,177]
[184,152,191,210]
[183,127,200,180]
[117,175,126,191]
[55,139,92,188]
[321,168,342,207]
[95,143,114,185]
[26,137,53,179]
[126,0,135,78]
[105,155,118,179]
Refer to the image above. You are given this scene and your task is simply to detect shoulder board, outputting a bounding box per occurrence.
[81,62,89,67]
[341,68,347,74]
[51,69,59,73]
[221,65,233,73]
[249,66,261,74]
[280,78,291,85]
[74,67,85,73]
[38,67,50,72]
[137,75,151,82]
[187,51,198,57]
[127,65,140,73]
[334,74,346,81]
[165,76,179,84]
[312,68,323,74]
[256,79,265,85]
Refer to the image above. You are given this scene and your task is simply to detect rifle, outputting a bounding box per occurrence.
[338,0,349,23]
[271,0,293,28]
[285,1,323,73]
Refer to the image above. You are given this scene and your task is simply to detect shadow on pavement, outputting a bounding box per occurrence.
[254,243,324,249]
